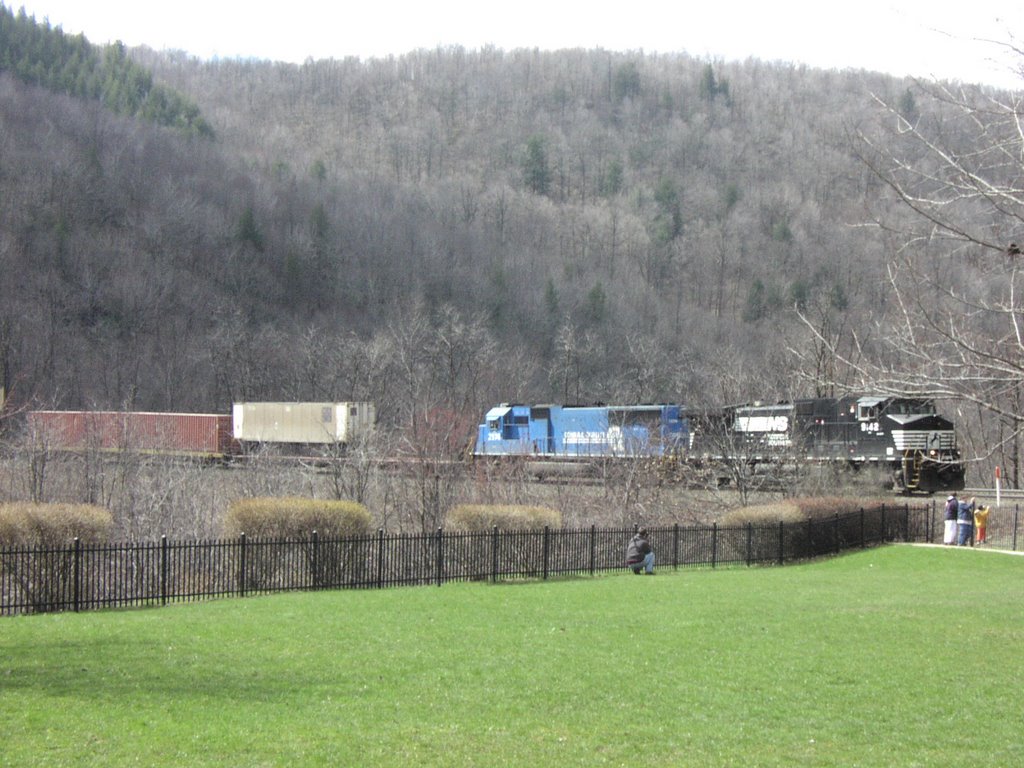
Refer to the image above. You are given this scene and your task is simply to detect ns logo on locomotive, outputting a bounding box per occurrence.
[473,395,965,494]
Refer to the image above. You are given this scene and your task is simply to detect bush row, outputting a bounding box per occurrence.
[722,496,897,526]
[0,499,565,544]
[5,496,888,545]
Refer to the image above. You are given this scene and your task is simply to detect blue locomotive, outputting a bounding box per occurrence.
[474,395,966,493]
[474,403,688,458]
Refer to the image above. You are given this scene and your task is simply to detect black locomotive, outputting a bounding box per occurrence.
[692,394,965,493]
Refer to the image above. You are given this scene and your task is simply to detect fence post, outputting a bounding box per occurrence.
[435,528,444,587]
[543,526,550,580]
[778,520,785,565]
[711,522,718,569]
[746,522,753,567]
[492,526,500,583]
[860,508,866,548]
[376,528,385,589]
[882,505,887,542]
[239,533,247,598]
[589,525,596,576]
[834,513,840,554]
[1014,505,1019,552]
[73,537,81,613]
[673,523,679,570]
[161,535,169,606]
[310,530,319,590]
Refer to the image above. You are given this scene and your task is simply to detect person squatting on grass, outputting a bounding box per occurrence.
[973,504,990,545]
[943,493,958,545]
[626,528,655,575]
[957,497,976,546]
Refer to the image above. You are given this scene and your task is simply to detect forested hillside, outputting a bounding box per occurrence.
[0,6,1015,462]
[0,5,210,135]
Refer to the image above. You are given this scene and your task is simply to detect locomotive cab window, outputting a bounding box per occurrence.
[856,398,883,421]
[887,399,933,416]
[857,404,878,420]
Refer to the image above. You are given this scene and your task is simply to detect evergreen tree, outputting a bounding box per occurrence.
[600,159,624,197]
[583,282,607,326]
[544,278,560,321]
[522,135,551,196]
[310,159,327,184]
[237,206,265,251]
[699,63,730,103]
[897,87,917,121]
[612,61,641,102]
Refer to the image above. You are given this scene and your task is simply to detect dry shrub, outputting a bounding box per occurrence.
[789,496,895,520]
[721,502,804,527]
[723,496,895,526]
[224,497,372,539]
[0,502,112,546]
[0,503,113,613]
[447,504,562,531]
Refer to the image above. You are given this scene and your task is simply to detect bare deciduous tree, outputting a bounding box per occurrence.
[806,70,1024,484]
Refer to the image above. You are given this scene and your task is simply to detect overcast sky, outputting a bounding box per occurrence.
[12,1,1024,89]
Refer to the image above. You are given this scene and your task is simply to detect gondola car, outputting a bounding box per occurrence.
[697,394,965,493]
[474,403,688,458]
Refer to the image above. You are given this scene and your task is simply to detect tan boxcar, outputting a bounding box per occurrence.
[232,402,375,445]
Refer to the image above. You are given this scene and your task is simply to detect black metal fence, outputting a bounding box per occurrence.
[1,502,1012,616]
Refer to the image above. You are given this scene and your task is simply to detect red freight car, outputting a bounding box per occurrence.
[26,411,235,457]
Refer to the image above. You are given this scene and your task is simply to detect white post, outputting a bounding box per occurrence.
[995,465,1001,508]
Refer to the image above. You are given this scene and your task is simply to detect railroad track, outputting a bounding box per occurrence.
[964,487,1024,501]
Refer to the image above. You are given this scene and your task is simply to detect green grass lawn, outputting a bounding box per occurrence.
[2,545,1021,767]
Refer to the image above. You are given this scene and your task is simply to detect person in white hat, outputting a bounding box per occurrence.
[943,493,958,545]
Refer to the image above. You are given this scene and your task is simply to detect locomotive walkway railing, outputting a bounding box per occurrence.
[2,502,1018,616]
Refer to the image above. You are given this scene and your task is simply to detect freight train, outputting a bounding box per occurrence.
[22,395,966,493]
[25,402,376,459]
[473,396,966,494]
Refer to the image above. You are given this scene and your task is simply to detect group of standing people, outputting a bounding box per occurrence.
[943,493,990,546]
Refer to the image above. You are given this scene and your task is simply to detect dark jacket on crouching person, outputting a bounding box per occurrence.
[626,529,654,574]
